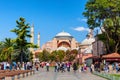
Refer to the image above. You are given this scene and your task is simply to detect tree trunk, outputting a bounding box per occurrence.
[115,42,119,53]
[20,50,23,64]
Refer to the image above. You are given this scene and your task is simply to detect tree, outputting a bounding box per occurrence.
[57,50,65,62]
[0,41,5,61]
[49,51,57,61]
[102,17,120,53]
[64,50,70,61]
[12,48,33,62]
[11,17,35,63]
[38,49,50,61]
[0,38,14,63]
[83,0,120,53]
[65,49,78,61]
[45,50,66,62]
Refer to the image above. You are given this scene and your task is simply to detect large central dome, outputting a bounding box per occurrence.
[56,31,72,37]
[55,31,73,39]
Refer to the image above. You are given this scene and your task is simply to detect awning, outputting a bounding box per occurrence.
[105,58,120,62]
[102,53,120,58]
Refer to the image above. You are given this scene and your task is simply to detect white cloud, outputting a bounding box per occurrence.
[73,27,89,32]
[77,18,87,22]
[81,18,87,22]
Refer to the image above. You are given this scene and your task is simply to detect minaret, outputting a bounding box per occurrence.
[30,24,34,52]
[30,24,34,44]
[30,24,35,62]
[37,32,40,48]
[89,29,93,38]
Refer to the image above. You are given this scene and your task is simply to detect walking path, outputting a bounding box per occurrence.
[22,67,107,80]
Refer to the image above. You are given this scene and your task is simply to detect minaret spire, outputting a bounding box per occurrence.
[37,32,40,48]
[30,24,34,44]
[89,29,93,38]
[30,24,34,52]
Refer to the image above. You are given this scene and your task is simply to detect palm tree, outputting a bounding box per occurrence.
[1,38,14,63]
[0,42,4,61]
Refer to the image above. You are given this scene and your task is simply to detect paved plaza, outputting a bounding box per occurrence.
[22,68,107,80]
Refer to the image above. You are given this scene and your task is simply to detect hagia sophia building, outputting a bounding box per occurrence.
[30,25,95,64]
[42,31,79,52]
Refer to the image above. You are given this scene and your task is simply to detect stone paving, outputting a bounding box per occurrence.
[22,68,107,80]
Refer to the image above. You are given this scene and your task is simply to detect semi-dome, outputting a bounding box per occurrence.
[57,46,68,51]
[81,38,95,45]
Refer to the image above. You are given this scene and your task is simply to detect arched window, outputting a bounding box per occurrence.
[57,41,71,48]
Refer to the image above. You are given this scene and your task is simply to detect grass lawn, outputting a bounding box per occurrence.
[110,74,120,77]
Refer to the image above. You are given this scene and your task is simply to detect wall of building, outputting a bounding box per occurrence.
[42,37,78,52]
[92,39,105,57]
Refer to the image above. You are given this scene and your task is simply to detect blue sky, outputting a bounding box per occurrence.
[0,0,90,46]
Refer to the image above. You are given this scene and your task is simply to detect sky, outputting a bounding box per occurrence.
[0,0,90,47]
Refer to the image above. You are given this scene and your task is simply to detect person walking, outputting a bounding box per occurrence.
[67,62,70,72]
[73,62,78,73]
[60,62,66,72]
[54,62,58,72]
[115,63,119,73]
[35,62,39,71]
[46,62,50,72]
[90,64,94,73]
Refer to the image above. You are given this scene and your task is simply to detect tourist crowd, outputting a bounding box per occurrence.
[0,62,33,70]
[89,61,120,73]
[1,61,120,74]
[34,61,88,73]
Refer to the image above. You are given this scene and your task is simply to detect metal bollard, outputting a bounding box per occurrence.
[23,73,25,78]
[26,72,28,76]
[17,74,20,79]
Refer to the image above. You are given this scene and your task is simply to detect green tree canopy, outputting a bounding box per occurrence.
[0,38,14,62]
[83,0,120,53]
[39,49,50,62]
[11,17,36,63]
[65,49,78,61]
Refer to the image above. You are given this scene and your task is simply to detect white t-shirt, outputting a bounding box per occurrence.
[46,63,49,66]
